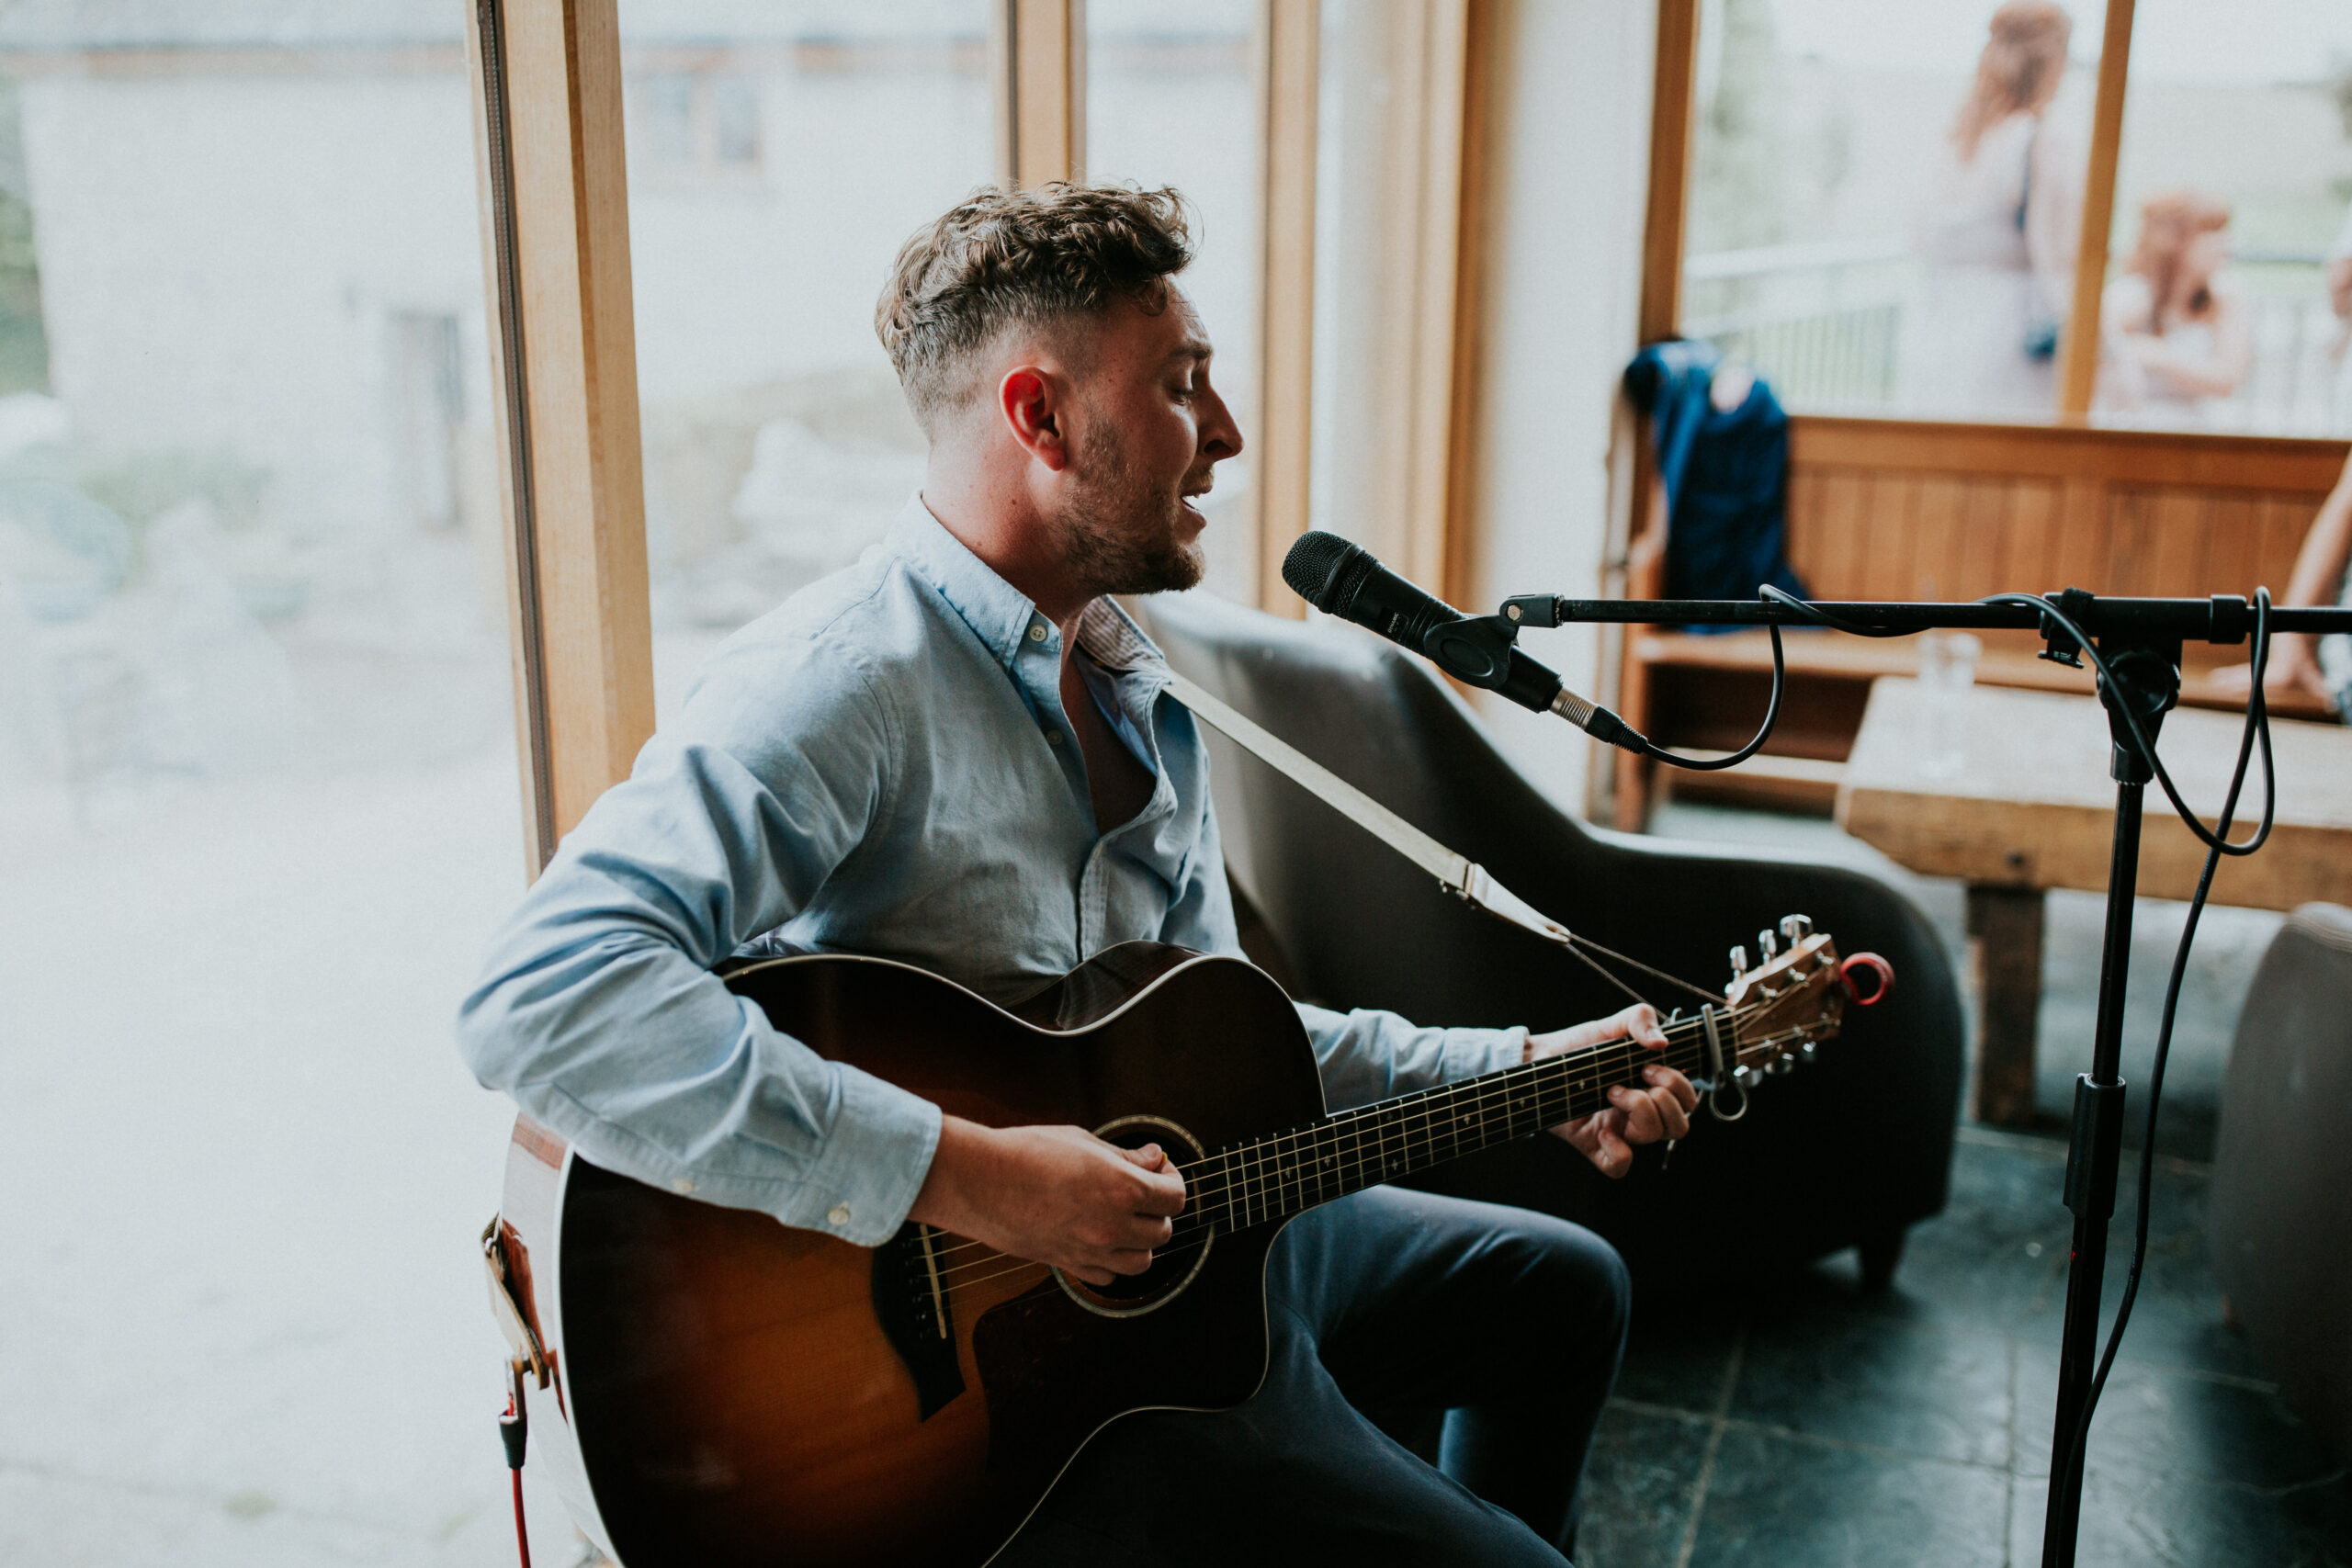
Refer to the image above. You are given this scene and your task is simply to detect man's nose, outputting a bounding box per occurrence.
[1201,389,1244,462]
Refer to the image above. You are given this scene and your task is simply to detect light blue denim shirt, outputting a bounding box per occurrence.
[456,499,1525,1246]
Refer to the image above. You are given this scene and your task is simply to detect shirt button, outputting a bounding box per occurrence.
[827,1203,852,1227]
[1027,623,1048,642]
[670,1177,696,1195]
[1045,728,1064,746]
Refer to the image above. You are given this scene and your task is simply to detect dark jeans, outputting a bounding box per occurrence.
[1003,1186,1631,1565]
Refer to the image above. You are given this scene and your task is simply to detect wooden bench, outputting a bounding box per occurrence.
[1611,416,2349,828]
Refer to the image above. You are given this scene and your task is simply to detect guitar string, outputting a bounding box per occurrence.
[916,999,1813,1286]
[913,995,1800,1280]
[914,1031,1715,1282]
[912,990,1796,1274]
[925,1018,1836,1301]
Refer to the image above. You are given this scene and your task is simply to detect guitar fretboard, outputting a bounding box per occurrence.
[1173,1010,1749,1241]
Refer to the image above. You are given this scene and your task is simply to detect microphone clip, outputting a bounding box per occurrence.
[1419,594,1564,687]
[1419,612,1525,688]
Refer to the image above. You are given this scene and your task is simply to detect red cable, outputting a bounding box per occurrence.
[510,1466,533,1568]
[503,1393,533,1568]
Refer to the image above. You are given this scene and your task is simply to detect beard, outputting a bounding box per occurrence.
[1048,419,1206,598]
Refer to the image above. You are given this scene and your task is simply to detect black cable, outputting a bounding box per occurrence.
[1758,582,1913,637]
[2049,589,2271,1517]
[1630,620,1790,772]
[1976,592,2277,858]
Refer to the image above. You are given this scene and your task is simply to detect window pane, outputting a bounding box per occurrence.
[1683,0,2109,422]
[0,7,552,1562]
[618,2,995,721]
[1086,0,1264,604]
[2097,0,2352,434]
[1308,0,1438,562]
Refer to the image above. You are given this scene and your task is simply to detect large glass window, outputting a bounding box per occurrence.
[1085,0,1264,604]
[1307,0,1452,568]
[1682,0,2109,421]
[0,6,558,1562]
[617,1,996,720]
[2095,0,2352,434]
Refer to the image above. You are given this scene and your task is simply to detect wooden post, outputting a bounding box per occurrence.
[2055,0,2135,418]
[467,0,656,874]
[1436,0,1495,614]
[1256,0,1319,616]
[997,0,1085,188]
[1607,0,1702,829]
[1399,0,1475,598]
[1967,884,2048,1126]
[1636,0,1701,347]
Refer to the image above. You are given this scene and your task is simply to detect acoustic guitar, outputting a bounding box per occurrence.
[484,920,1883,1567]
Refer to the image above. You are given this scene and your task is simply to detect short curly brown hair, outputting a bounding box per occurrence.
[876,182,1193,434]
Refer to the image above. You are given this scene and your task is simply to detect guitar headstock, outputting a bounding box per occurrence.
[1688,914,1893,1089]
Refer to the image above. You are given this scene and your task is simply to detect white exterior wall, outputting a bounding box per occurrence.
[17,66,487,543]
[1462,0,1657,815]
[623,66,995,404]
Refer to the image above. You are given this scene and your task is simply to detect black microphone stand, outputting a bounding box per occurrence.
[1445,588,2352,1568]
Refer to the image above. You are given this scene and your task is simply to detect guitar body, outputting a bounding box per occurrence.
[491,924,1868,1565]
[499,942,1326,1568]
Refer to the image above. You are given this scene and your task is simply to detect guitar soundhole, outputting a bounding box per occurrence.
[1054,1114,1214,1319]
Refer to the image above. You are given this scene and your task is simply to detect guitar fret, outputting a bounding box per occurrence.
[1202,1028,1737,1233]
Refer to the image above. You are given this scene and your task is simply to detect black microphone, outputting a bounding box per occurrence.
[1280,531,1633,744]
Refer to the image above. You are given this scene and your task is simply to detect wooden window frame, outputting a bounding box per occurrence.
[470,0,1491,860]
[1642,0,2154,429]
[468,0,655,874]
[469,0,1095,869]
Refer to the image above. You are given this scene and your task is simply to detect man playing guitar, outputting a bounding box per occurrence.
[458,183,1697,1564]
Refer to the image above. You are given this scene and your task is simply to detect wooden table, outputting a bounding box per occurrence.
[1835,678,2352,1125]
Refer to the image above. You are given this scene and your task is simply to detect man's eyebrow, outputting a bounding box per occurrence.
[1163,340,1214,365]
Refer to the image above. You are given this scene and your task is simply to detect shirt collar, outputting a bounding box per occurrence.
[886,493,1172,680]
[887,494,1046,667]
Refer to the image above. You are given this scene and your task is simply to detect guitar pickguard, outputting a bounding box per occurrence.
[870,1222,967,1420]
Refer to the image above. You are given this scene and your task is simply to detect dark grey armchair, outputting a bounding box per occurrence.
[2210,902,2352,1463]
[1143,590,1964,1294]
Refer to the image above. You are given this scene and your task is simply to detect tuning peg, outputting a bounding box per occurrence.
[1729,944,1749,978]
[1765,1053,1796,1076]
[1800,1043,1818,1066]
[1758,929,1780,960]
[1780,913,1813,943]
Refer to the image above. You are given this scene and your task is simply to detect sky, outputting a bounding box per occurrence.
[1770,0,2352,85]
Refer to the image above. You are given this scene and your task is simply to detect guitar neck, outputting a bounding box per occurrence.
[1184,1013,1740,1235]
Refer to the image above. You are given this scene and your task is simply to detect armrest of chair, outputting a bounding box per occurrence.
[1623,481,1668,602]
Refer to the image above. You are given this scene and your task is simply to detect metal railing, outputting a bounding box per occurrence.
[1680,240,2352,434]
[1680,238,1912,409]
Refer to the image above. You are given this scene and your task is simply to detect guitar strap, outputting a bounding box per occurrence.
[1159,668,1621,983]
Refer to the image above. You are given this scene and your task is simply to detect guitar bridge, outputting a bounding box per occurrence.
[870,1223,967,1420]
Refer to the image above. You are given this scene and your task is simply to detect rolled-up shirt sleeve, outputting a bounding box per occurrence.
[454,637,939,1247]
[1158,775,1526,1112]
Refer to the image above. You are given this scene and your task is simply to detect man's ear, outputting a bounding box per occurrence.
[998,365,1071,473]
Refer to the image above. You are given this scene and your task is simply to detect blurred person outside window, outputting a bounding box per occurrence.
[2328,197,2352,352]
[1904,1,2081,419]
[2098,191,2253,423]
[2211,448,2352,720]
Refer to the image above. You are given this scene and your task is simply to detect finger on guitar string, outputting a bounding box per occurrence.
[944,1228,1223,1298]
[907,1119,1191,1282]
[1606,1075,1691,1144]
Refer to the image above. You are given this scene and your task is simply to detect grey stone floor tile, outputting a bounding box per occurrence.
[2009,1465,2352,1568]
[1683,1426,2008,1568]
[1612,1294,1744,1415]
[2013,1346,2340,1493]
[1577,1405,1712,1568]
[2009,1158,2267,1382]
[1729,1306,2013,1469]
